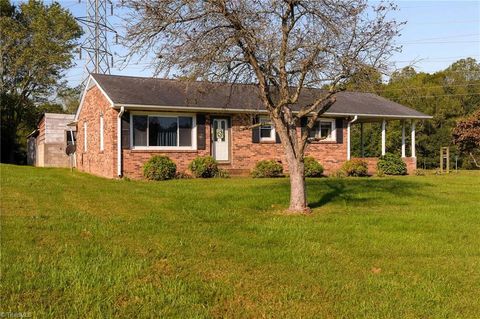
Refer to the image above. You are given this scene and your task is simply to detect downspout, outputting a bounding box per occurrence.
[347,115,359,160]
[117,106,125,177]
[69,128,76,168]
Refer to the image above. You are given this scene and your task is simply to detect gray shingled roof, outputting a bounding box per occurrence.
[91,73,431,119]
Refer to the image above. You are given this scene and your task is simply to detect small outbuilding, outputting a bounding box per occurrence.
[27,113,76,167]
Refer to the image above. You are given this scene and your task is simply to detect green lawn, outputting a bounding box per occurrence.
[1,164,479,318]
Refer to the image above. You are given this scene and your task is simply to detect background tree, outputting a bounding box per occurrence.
[123,0,401,212]
[0,0,82,163]
[452,110,480,168]
[347,59,480,169]
[56,85,82,114]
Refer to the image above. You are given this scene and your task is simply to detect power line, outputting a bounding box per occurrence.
[374,83,480,93]
[399,34,479,42]
[408,20,480,25]
[400,40,480,45]
[387,67,480,73]
[388,93,480,99]
[398,2,479,9]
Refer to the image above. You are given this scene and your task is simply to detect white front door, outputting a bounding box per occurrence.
[212,118,229,161]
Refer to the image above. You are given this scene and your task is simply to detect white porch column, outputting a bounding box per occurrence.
[347,120,352,160]
[360,122,364,158]
[381,119,386,156]
[401,120,406,158]
[411,120,416,158]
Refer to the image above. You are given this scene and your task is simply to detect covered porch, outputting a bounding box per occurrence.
[345,116,423,175]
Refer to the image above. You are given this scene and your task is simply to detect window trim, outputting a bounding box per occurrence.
[83,122,87,152]
[310,118,337,142]
[259,115,276,142]
[99,115,104,152]
[129,111,197,150]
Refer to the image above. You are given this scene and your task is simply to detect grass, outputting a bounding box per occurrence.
[1,164,479,318]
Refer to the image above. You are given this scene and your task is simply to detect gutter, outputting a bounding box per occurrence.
[117,106,125,177]
[349,115,359,125]
[112,104,433,120]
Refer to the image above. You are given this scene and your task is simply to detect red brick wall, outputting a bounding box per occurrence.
[121,115,212,178]
[229,114,347,175]
[76,86,117,178]
[120,113,347,179]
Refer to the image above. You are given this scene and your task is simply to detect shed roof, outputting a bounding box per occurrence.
[90,73,431,119]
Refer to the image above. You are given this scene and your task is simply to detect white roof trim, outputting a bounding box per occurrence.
[113,103,432,119]
[74,75,115,121]
[324,112,433,119]
[113,103,266,114]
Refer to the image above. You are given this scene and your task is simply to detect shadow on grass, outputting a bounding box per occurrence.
[308,178,433,209]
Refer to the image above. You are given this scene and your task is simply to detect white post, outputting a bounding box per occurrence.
[411,120,416,158]
[381,119,386,156]
[360,122,364,158]
[401,120,406,158]
[347,120,351,160]
[117,115,122,176]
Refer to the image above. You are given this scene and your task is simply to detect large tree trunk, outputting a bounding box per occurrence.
[285,150,309,213]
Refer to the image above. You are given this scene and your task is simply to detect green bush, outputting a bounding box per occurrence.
[331,169,347,178]
[377,153,407,175]
[376,168,385,178]
[341,159,368,177]
[189,156,219,178]
[143,156,177,180]
[251,160,284,178]
[175,171,192,179]
[414,169,425,176]
[304,156,324,177]
[214,168,230,178]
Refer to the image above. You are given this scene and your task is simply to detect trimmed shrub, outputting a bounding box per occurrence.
[143,156,177,180]
[304,156,324,177]
[189,156,219,178]
[251,160,283,178]
[377,153,407,175]
[341,159,368,177]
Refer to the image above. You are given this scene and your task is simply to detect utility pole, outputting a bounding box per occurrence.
[76,0,117,83]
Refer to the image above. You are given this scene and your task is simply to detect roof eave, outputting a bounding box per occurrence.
[113,103,433,120]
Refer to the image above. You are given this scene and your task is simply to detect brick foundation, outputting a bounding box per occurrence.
[402,157,417,174]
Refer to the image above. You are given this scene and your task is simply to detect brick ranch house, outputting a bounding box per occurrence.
[73,74,432,179]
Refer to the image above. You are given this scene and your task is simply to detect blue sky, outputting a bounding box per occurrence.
[13,0,480,87]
